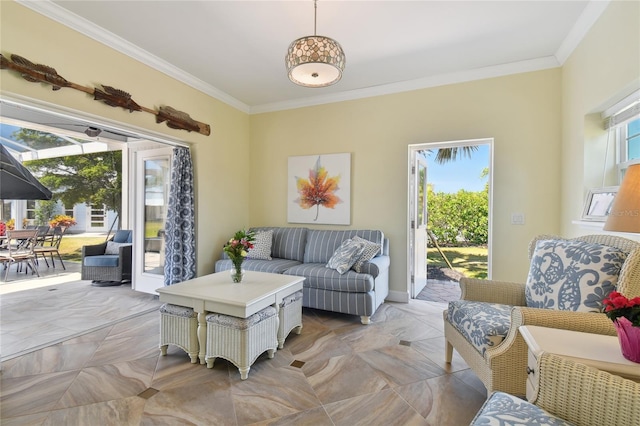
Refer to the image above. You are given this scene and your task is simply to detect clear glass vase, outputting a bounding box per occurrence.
[230,265,244,283]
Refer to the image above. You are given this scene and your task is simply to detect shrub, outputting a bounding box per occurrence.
[49,214,76,229]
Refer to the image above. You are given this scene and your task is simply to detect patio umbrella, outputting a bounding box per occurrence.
[0,144,52,200]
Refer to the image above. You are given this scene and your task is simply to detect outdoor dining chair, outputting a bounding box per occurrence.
[0,229,40,281]
[34,226,66,269]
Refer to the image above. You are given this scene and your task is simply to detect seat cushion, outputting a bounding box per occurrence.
[470,392,573,426]
[215,258,302,274]
[447,301,512,356]
[285,263,374,292]
[525,239,627,312]
[83,255,120,267]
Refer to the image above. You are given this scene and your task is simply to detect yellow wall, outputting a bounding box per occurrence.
[250,71,562,298]
[2,1,638,298]
[0,1,251,276]
[561,0,640,239]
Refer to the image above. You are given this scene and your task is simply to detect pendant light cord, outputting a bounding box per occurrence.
[314,0,318,36]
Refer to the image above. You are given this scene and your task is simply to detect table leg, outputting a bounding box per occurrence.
[197,312,207,365]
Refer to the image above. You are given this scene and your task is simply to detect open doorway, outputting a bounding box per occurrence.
[408,139,492,300]
[0,96,184,293]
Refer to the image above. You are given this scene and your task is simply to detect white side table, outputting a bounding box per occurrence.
[519,325,640,401]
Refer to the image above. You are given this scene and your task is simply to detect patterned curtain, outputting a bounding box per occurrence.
[163,146,196,286]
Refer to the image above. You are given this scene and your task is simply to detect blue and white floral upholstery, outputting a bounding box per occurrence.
[525,239,627,312]
[447,301,512,356]
[444,234,640,397]
[471,392,573,426]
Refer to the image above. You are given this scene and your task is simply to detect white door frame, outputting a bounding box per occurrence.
[407,138,494,298]
[132,146,173,294]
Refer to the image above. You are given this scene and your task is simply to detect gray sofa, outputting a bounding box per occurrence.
[215,227,390,324]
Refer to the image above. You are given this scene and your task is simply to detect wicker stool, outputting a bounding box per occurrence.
[159,303,199,364]
[278,290,303,348]
[205,305,278,380]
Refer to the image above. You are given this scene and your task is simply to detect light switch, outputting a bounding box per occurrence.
[511,213,525,225]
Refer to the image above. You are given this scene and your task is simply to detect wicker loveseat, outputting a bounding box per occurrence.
[444,234,640,396]
[471,352,640,426]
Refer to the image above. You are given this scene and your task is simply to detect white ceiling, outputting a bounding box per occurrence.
[20,1,608,114]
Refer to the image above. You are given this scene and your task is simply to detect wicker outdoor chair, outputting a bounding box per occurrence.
[444,234,640,396]
[81,230,133,286]
[471,352,640,425]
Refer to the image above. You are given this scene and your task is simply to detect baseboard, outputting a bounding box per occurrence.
[386,290,409,303]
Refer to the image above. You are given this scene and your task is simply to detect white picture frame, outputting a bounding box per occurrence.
[287,153,351,225]
[581,186,618,222]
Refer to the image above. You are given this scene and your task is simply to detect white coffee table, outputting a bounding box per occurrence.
[156,270,304,364]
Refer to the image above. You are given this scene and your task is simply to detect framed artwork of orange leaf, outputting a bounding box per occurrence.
[288,153,351,225]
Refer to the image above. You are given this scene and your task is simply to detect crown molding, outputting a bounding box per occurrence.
[555,0,610,64]
[16,0,251,114]
[251,57,561,114]
[17,0,605,116]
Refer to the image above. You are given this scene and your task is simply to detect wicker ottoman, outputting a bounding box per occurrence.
[159,303,199,363]
[278,290,303,349]
[205,305,278,380]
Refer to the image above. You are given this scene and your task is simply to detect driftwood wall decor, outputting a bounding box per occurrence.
[1,53,211,136]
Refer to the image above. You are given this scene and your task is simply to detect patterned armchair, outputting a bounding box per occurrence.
[471,352,640,426]
[81,230,133,286]
[443,234,640,396]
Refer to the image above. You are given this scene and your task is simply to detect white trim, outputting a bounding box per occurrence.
[17,0,603,115]
[555,0,610,64]
[386,290,409,304]
[16,0,250,114]
[0,93,189,148]
[252,57,560,114]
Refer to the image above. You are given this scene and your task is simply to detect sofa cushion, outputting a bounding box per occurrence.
[351,236,381,273]
[285,263,374,293]
[250,227,307,262]
[525,239,627,312]
[326,239,366,274]
[105,241,130,255]
[112,230,132,243]
[470,392,572,426]
[83,255,120,267]
[215,258,302,274]
[304,230,384,264]
[247,230,273,260]
[447,301,511,356]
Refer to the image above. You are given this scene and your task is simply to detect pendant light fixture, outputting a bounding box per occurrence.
[285,0,346,87]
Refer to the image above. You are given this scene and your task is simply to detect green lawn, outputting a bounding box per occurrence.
[59,236,108,262]
[427,246,488,279]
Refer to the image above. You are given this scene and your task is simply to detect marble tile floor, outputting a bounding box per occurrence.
[1,276,162,362]
[0,296,488,425]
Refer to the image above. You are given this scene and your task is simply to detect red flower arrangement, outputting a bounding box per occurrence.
[603,291,640,363]
[603,291,640,327]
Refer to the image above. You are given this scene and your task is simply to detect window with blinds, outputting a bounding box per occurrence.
[602,90,640,182]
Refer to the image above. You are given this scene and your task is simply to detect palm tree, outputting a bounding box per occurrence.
[431,146,478,164]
